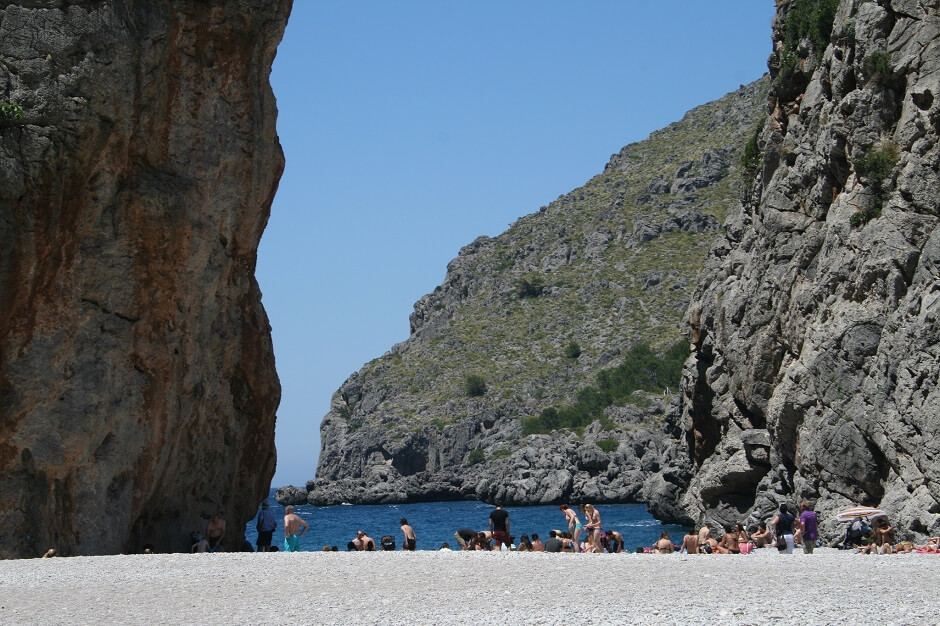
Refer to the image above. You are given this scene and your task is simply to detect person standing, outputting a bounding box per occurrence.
[561,504,583,553]
[255,500,277,552]
[799,501,819,554]
[283,505,308,552]
[772,503,796,554]
[582,504,602,553]
[400,518,417,551]
[489,503,511,550]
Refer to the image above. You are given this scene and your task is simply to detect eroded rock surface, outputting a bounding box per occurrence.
[0,1,291,557]
[674,0,940,542]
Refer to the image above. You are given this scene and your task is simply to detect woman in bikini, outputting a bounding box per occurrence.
[583,504,602,553]
[561,504,583,553]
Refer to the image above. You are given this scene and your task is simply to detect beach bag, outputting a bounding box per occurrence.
[776,535,787,551]
[380,535,396,551]
[740,542,753,555]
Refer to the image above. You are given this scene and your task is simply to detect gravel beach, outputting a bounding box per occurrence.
[1,548,936,625]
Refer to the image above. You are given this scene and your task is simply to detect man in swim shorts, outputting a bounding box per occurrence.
[489,504,511,550]
[283,505,308,552]
[400,518,417,551]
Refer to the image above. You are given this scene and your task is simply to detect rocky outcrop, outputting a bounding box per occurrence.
[0,1,291,558]
[675,0,940,542]
[301,79,769,507]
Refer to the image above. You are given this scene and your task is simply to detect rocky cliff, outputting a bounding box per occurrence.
[292,78,770,507]
[675,0,940,542]
[0,1,290,557]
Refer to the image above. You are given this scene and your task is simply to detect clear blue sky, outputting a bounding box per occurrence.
[260,1,776,486]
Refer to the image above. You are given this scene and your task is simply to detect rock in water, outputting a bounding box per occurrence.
[0,1,291,557]
[676,0,940,541]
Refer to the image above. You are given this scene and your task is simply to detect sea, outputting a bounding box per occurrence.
[243,489,687,552]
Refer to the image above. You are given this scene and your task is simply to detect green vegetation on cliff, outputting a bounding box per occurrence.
[334,77,769,446]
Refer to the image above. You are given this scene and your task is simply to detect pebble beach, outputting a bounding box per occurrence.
[1,548,937,625]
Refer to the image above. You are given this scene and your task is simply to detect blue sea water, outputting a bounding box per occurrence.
[244,490,687,552]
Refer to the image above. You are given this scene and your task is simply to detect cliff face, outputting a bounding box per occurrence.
[0,1,291,557]
[297,79,769,507]
[678,0,940,541]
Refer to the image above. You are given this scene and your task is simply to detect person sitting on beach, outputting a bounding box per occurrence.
[653,532,674,554]
[842,516,869,548]
[206,514,226,552]
[440,542,452,551]
[875,519,894,547]
[283,505,308,552]
[454,528,476,550]
[606,529,624,553]
[716,526,742,554]
[517,534,534,552]
[751,522,772,548]
[191,533,209,553]
[544,530,563,553]
[469,533,490,551]
[561,504,583,553]
[531,533,545,551]
[354,530,376,551]
[560,532,576,552]
[680,529,698,554]
[697,523,713,553]
[400,518,417,551]
[42,548,56,558]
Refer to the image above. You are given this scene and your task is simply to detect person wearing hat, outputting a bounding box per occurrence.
[256,500,278,552]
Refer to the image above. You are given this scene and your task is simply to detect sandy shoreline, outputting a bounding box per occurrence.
[1,548,936,625]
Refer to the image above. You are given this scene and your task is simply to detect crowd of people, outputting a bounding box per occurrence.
[181,498,936,557]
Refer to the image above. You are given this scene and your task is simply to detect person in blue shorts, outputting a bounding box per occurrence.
[283,505,308,552]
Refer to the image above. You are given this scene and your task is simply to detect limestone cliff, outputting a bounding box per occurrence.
[296,79,769,507]
[0,1,291,557]
[676,0,940,541]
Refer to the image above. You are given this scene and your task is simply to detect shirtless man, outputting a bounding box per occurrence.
[697,522,712,553]
[531,533,545,551]
[400,518,416,551]
[751,522,772,547]
[606,529,624,553]
[680,528,699,554]
[355,530,376,551]
[206,514,226,552]
[653,531,674,554]
[283,505,308,552]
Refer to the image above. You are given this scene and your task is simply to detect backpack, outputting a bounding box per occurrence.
[380,535,396,551]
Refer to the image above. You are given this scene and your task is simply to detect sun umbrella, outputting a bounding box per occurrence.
[833,506,887,522]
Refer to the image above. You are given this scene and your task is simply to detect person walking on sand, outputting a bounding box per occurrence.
[489,504,511,551]
[799,501,819,554]
[561,504,583,553]
[283,505,308,552]
[400,518,417,551]
[206,514,226,552]
[255,500,277,552]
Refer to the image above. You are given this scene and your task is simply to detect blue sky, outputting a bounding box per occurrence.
[261,1,776,486]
